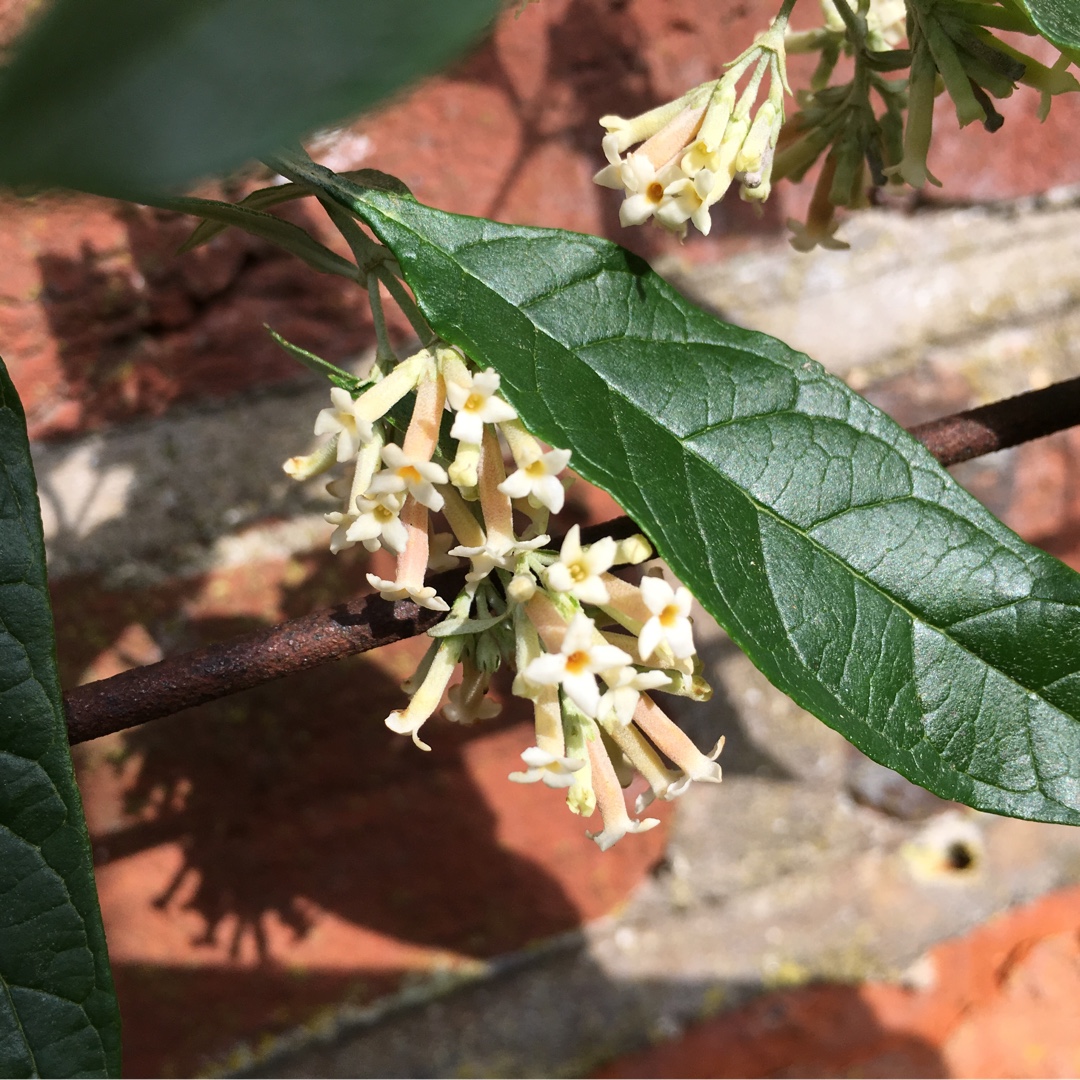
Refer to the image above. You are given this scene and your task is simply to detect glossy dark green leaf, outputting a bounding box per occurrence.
[140,193,359,280]
[0,359,121,1077]
[1010,0,1080,48]
[281,153,1080,825]
[0,0,501,196]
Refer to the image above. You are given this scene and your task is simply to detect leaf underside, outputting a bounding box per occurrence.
[284,155,1080,826]
[0,360,120,1077]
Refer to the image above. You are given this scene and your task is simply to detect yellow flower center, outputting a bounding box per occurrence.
[399,465,422,484]
[526,460,547,477]
[647,180,665,203]
[464,391,485,413]
[569,561,587,583]
[659,603,681,627]
[565,650,590,675]
[375,505,394,522]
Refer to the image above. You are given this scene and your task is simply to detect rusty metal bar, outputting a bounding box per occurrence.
[909,376,1080,466]
[64,576,458,745]
[64,380,1080,744]
[63,518,642,744]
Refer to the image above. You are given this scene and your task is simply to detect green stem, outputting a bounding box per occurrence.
[366,271,397,366]
[318,195,385,273]
[774,0,800,23]
[376,265,436,346]
[828,0,865,43]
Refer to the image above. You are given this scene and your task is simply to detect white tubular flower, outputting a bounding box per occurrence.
[314,387,375,462]
[545,525,618,605]
[324,509,358,555]
[523,612,631,719]
[450,534,549,584]
[366,573,450,612]
[638,576,696,661]
[599,666,672,726]
[345,492,408,554]
[445,368,518,445]
[680,81,735,174]
[655,170,717,236]
[350,347,431,425]
[599,718,689,811]
[448,441,481,492]
[634,693,723,784]
[366,499,450,612]
[599,93,702,157]
[385,637,462,750]
[602,628,695,679]
[734,101,778,179]
[617,154,683,227]
[498,447,572,513]
[451,427,550,582]
[509,746,587,789]
[596,32,789,238]
[584,731,660,851]
[427,532,460,572]
[283,435,339,480]
[368,443,449,512]
[444,662,502,725]
[512,612,546,701]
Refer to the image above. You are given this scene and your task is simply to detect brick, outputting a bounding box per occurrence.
[597,886,1080,1079]
[61,552,671,1077]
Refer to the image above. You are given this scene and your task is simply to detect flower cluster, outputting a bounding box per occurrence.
[284,342,721,850]
[593,16,790,239]
[596,0,1079,253]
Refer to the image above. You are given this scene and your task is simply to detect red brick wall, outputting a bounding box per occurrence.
[4,0,1079,440]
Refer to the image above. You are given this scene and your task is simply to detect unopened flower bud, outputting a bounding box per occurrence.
[615,534,653,565]
[449,442,481,492]
[734,101,778,175]
[283,436,340,480]
[507,574,537,603]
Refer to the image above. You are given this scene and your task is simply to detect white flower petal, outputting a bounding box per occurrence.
[573,577,611,606]
[638,619,663,662]
[620,193,657,227]
[563,670,601,718]
[523,653,568,687]
[450,410,485,445]
[640,575,676,613]
[666,618,696,659]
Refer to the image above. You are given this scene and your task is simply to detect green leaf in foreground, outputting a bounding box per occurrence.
[283,155,1080,825]
[0,359,120,1076]
[0,0,501,197]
